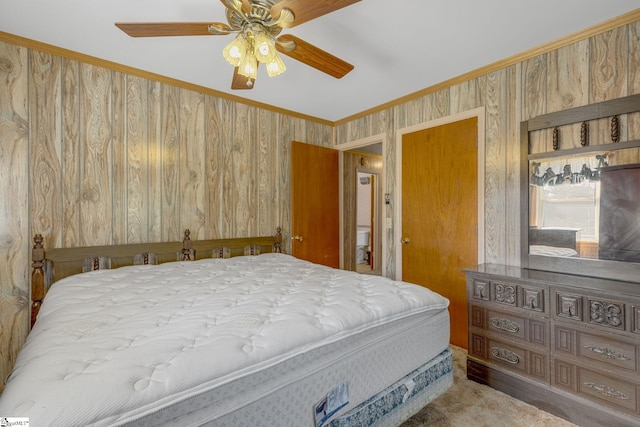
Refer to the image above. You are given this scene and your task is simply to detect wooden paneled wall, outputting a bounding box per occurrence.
[0,40,333,385]
[336,19,640,279]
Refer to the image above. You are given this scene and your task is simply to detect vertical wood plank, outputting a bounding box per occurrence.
[590,26,629,146]
[547,40,589,150]
[79,63,113,246]
[61,59,81,247]
[124,75,149,243]
[111,71,127,244]
[147,81,163,242]
[505,63,522,266]
[257,109,275,236]
[204,95,224,239]
[160,84,180,241]
[522,54,548,153]
[29,51,62,245]
[278,113,292,252]
[233,103,252,237]
[179,89,205,239]
[629,22,640,141]
[0,41,29,387]
[221,100,234,238]
[484,69,507,264]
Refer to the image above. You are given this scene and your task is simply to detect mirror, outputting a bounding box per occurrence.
[528,149,640,263]
[521,94,640,283]
[355,170,381,275]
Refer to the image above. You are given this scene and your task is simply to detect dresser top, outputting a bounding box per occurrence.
[464,263,640,296]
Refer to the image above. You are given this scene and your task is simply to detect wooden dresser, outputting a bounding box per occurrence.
[465,264,640,427]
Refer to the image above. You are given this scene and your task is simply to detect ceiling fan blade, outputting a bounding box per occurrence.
[115,22,232,37]
[271,0,361,28]
[276,34,353,79]
[231,67,255,90]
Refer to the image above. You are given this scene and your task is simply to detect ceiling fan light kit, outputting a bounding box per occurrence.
[223,24,286,79]
[115,0,358,89]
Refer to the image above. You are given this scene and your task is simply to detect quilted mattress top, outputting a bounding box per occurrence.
[0,253,449,426]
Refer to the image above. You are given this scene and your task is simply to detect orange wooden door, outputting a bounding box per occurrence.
[401,117,478,349]
[291,141,340,268]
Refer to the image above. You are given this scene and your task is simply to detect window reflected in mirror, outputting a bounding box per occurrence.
[529,148,640,263]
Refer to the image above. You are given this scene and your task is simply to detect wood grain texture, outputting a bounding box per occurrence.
[80,63,113,246]
[483,69,507,264]
[180,89,206,239]
[61,60,81,247]
[1,16,639,393]
[505,64,522,266]
[547,40,589,150]
[29,51,62,245]
[630,21,640,161]
[0,41,30,389]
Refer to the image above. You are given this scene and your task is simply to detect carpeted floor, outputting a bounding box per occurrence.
[400,346,578,427]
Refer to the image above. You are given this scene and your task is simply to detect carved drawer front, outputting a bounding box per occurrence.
[470,333,487,359]
[470,305,486,329]
[487,309,526,340]
[578,368,638,413]
[588,298,625,331]
[471,278,490,301]
[554,326,575,355]
[577,332,637,372]
[521,286,544,312]
[487,338,527,373]
[492,281,518,307]
[553,359,576,391]
[633,306,640,334]
[556,292,582,321]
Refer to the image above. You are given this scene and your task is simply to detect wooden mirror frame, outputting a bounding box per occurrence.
[520,94,640,283]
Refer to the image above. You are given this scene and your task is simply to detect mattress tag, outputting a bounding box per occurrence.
[402,379,416,403]
[314,382,349,427]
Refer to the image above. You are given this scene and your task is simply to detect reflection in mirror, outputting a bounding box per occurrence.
[529,148,640,263]
[356,171,381,275]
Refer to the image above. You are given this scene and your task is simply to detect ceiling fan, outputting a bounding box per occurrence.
[115,0,358,90]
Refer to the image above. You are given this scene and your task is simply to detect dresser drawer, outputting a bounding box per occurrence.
[578,332,637,372]
[579,368,639,413]
[469,333,548,382]
[471,304,547,346]
[470,277,546,314]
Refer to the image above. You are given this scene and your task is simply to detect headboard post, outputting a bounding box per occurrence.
[31,234,45,328]
[182,229,193,260]
[274,227,282,253]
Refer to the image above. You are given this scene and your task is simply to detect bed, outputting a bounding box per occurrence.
[528,227,580,257]
[0,229,452,427]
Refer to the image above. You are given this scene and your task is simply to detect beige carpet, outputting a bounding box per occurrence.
[401,346,578,427]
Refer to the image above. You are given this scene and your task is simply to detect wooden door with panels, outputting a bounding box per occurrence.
[401,117,478,348]
[291,141,340,268]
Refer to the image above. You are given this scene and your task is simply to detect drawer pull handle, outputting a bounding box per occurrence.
[490,318,520,333]
[584,345,631,361]
[584,382,630,400]
[491,347,520,365]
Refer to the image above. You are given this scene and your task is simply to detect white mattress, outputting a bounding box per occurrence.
[530,244,578,257]
[0,253,450,426]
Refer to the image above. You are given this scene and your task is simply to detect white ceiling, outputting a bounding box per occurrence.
[1,1,638,122]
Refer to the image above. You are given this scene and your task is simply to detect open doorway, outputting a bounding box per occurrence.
[339,140,384,275]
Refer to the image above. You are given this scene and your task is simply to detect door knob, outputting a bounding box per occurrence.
[291,235,304,242]
[401,237,410,244]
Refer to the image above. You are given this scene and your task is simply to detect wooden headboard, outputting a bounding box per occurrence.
[30,227,283,327]
[528,227,579,250]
